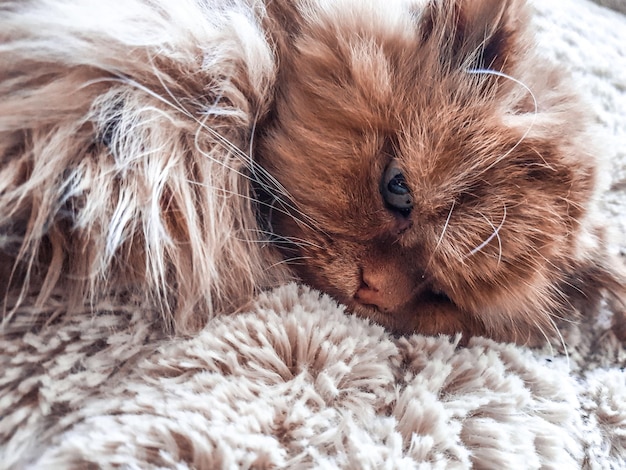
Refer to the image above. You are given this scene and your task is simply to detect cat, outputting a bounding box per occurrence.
[0,0,623,345]
[254,0,626,344]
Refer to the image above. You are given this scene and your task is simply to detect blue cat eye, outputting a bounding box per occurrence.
[381,161,413,214]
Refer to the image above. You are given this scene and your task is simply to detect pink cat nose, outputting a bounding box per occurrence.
[354,271,389,311]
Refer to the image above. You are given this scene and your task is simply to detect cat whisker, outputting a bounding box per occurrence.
[190,109,325,235]
[259,180,329,236]
[522,245,588,310]
[94,74,285,197]
[543,285,580,326]
[186,76,325,236]
[514,276,571,364]
[546,308,578,325]
[191,116,262,182]
[478,212,503,266]
[530,147,557,172]
[185,179,318,236]
[250,160,330,236]
[192,118,325,236]
[466,204,507,260]
[265,193,278,233]
[100,71,327,238]
[558,280,586,302]
[234,237,316,250]
[546,315,570,367]
[531,315,571,371]
[262,191,323,239]
[423,200,456,278]
[465,68,538,173]
[266,256,313,270]
[247,229,324,250]
[531,317,555,357]
[246,108,320,231]
[242,236,322,251]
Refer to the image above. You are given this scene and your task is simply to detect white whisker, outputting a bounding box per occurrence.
[424,200,455,277]
[266,256,313,271]
[184,179,317,235]
[465,68,538,172]
[248,229,324,250]
[467,204,507,259]
[190,110,326,236]
[532,318,555,357]
[91,73,327,238]
[547,315,570,367]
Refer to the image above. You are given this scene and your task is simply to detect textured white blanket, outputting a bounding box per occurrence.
[1,0,626,468]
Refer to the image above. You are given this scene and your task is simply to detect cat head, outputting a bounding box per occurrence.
[256,0,620,344]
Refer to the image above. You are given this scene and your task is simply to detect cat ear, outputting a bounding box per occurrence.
[457,0,520,70]
[421,0,529,73]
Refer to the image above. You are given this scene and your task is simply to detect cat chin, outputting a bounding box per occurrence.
[346,298,541,346]
[346,289,474,338]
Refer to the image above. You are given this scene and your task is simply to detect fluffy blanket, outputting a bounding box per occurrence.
[2,0,626,468]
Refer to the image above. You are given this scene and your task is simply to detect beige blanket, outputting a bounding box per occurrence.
[2,0,626,468]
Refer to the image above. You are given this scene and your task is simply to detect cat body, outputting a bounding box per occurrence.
[0,0,289,333]
[0,0,623,344]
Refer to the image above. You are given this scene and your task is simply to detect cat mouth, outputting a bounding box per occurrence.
[420,288,454,306]
[350,286,463,336]
[352,285,456,315]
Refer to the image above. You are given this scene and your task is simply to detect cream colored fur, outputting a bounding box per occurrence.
[0,0,288,333]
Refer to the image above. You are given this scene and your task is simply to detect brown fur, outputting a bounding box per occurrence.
[0,0,624,344]
[256,0,626,344]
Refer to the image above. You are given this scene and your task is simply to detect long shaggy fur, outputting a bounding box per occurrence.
[0,0,288,333]
[0,0,624,343]
[255,0,626,344]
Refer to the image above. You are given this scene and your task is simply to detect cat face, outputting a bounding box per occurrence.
[256,0,607,343]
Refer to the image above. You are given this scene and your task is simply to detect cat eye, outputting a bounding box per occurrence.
[381,161,413,214]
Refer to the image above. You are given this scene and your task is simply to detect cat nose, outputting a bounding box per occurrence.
[354,270,391,311]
